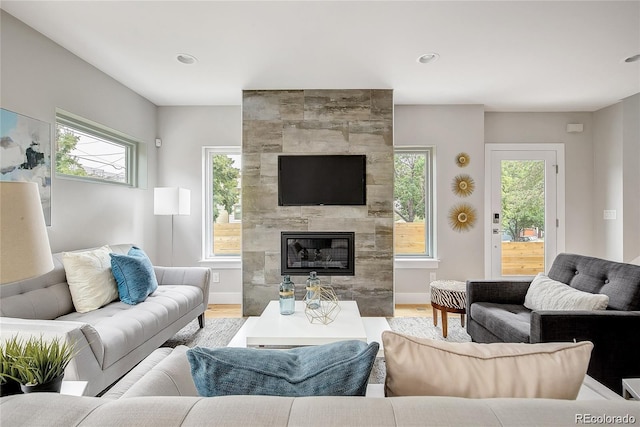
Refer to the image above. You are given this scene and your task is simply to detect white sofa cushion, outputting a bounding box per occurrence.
[524,273,609,311]
[62,246,119,313]
[382,331,593,399]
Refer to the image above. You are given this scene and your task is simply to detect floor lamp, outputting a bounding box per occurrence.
[154,187,191,266]
[0,181,54,285]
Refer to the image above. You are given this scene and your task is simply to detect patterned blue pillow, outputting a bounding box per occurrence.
[110,246,158,305]
[187,340,379,397]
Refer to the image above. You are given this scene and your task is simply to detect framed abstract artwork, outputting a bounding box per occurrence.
[0,108,52,225]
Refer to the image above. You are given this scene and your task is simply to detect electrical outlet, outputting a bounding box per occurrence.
[212,272,220,283]
[429,272,436,283]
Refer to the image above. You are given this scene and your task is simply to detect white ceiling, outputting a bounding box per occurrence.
[2,1,639,111]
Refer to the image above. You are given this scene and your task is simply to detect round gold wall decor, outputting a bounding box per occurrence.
[452,174,475,197]
[448,203,477,232]
[455,152,470,167]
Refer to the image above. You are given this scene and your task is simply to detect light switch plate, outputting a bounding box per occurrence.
[603,210,617,220]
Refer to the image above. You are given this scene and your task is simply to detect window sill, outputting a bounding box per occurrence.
[394,257,440,269]
[199,257,241,269]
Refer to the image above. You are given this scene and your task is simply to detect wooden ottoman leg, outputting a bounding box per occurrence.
[432,305,438,326]
[442,310,448,338]
[461,313,465,328]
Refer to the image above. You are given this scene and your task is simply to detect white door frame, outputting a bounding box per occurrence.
[484,143,566,279]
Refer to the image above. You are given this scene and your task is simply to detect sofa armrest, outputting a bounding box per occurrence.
[466,280,532,312]
[0,317,105,381]
[154,266,211,307]
[530,310,640,393]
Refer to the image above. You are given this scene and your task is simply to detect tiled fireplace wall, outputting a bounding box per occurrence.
[242,89,394,316]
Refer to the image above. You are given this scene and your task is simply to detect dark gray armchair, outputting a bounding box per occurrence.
[466,253,640,394]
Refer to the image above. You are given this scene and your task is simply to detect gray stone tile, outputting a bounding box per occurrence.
[279,91,305,121]
[243,91,282,121]
[349,121,393,151]
[303,90,371,121]
[371,90,394,121]
[282,121,349,153]
[242,284,278,316]
[243,121,283,153]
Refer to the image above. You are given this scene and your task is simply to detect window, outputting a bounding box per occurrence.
[55,110,137,186]
[394,147,434,257]
[203,147,242,258]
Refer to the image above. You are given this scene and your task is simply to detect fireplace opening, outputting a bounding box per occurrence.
[281,232,355,276]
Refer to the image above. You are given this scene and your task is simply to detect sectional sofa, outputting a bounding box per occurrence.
[2,345,638,427]
[0,244,210,396]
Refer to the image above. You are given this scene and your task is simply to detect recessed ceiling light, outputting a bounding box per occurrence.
[624,54,640,63]
[176,53,198,65]
[417,53,440,64]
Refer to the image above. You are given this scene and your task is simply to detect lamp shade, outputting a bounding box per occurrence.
[0,181,54,284]
[154,187,190,216]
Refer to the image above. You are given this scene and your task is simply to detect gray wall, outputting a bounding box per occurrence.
[241,90,394,316]
[0,11,158,256]
[485,112,595,256]
[394,105,485,301]
[593,104,624,260]
[592,93,640,262]
[155,106,241,267]
[155,106,242,304]
[621,94,640,263]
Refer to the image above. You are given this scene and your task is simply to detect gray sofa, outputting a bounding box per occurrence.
[0,244,210,396]
[467,253,640,394]
[1,345,638,427]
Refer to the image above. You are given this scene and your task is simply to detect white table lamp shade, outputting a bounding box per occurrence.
[154,187,190,216]
[0,181,54,284]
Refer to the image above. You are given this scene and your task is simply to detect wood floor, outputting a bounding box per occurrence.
[205,304,433,318]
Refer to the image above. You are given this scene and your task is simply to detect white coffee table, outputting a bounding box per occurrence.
[229,300,389,356]
[247,300,366,347]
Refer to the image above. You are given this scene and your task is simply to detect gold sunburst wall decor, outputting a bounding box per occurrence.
[448,203,477,232]
[455,152,470,167]
[452,174,475,197]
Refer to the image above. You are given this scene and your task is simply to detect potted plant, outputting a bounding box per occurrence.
[10,335,76,394]
[0,336,24,396]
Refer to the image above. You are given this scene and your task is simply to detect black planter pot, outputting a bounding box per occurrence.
[0,380,23,397]
[20,375,64,394]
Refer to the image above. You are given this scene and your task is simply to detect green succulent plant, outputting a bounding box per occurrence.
[0,336,24,384]
[1,335,76,386]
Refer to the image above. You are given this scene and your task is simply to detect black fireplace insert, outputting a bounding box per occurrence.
[281,231,355,276]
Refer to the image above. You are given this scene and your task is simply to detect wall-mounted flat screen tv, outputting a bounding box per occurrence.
[278,155,366,206]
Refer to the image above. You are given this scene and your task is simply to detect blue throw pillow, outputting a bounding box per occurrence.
[186,340,379,397]
[110,246,158,305]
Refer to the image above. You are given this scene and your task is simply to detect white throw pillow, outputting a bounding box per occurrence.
[524,273,609,311]
[62,245,119,313]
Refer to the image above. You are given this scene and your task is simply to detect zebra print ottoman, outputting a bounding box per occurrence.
[430,280,467,338]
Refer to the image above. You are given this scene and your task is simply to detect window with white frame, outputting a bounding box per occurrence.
[203,147,242,259]
[394,147,434,257]
[55,110,137,186]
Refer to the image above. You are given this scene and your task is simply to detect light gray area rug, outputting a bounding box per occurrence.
[162,317,247,349]
[162,316,471,384]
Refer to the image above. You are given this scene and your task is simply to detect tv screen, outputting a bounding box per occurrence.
[278,155,366,206]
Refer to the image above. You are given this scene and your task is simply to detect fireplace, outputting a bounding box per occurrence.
[281,232,355,276]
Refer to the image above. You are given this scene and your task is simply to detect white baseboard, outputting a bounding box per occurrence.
[394,292,431,304]
[210,292,242,304]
